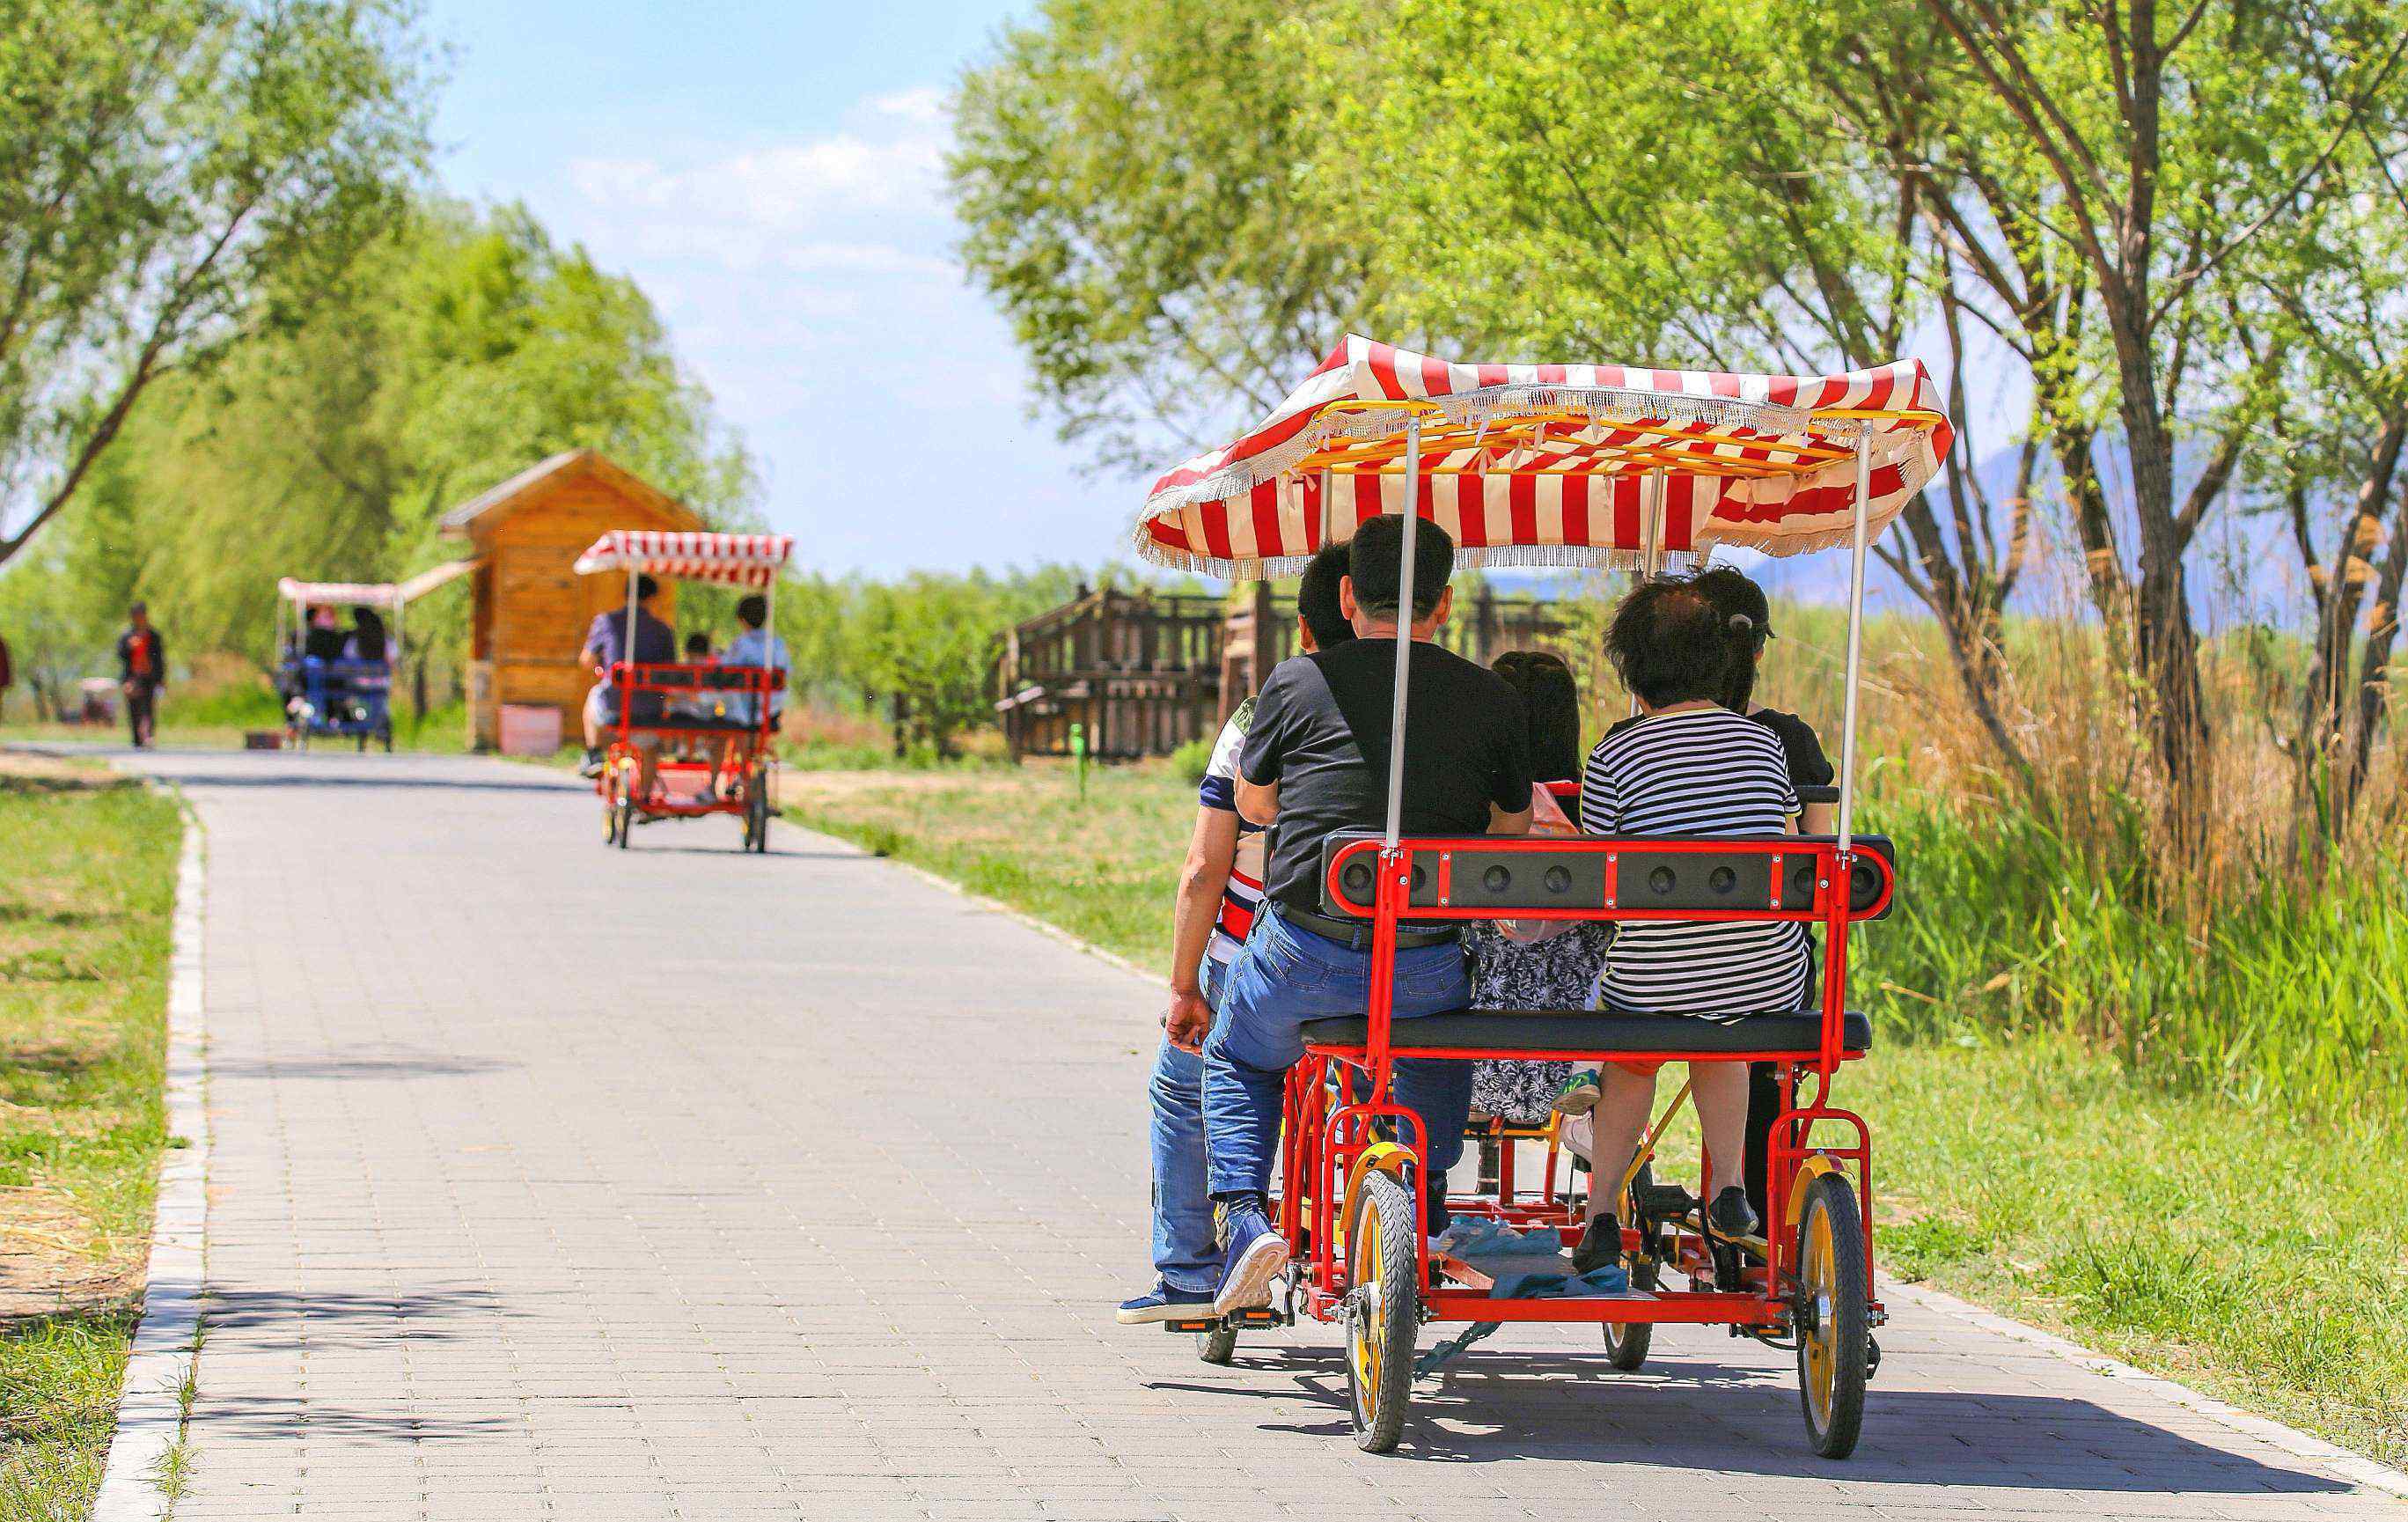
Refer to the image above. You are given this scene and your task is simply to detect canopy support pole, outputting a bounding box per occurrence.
[1382,417,1422,847]
[1836,433,1873,852]
[1629,469,1667,718]
[626,566,640,792]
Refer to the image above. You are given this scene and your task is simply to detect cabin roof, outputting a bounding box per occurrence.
[437,449,703,540]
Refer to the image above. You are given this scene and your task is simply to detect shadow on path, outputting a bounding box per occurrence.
[1156,1349,2352,1493]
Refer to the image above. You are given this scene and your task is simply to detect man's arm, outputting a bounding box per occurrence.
[1487,800,1533,835]
[1236,776,1278,826]
[1164,805,1241,1052]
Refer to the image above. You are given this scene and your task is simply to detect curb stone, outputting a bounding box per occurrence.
[90,781,209,1522]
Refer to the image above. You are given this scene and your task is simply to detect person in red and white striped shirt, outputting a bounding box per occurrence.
[1117,545,1354,1324]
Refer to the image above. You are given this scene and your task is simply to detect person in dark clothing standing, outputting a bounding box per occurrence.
[1200,514,1535,1317]
[1691,565,1837,1229]
[116,602,165,748]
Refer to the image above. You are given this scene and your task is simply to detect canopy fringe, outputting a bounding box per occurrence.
[1140,382,1866,520]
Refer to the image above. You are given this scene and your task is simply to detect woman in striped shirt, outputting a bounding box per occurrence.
[1569,576,1808,1272]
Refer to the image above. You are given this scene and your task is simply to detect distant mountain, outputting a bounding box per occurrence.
[1489,437,2317,630]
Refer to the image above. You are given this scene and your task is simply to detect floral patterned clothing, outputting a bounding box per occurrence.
[1463,920,1614,1123]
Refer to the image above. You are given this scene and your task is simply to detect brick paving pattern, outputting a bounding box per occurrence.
[129,750,2402,1520]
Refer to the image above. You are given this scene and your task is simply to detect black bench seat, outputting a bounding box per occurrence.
[1298,1008,1871,1056]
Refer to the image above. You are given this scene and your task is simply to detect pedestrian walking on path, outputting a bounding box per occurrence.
[115,601,165,748]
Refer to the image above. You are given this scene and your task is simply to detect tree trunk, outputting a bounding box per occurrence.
[2111,330,2213,861]
[2296,408,2405,842]
[2336,476,2408,828]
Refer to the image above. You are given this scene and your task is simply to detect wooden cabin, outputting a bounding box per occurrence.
[439,450,702,751]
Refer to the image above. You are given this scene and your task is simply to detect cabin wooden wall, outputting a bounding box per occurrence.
[462,476,688,749]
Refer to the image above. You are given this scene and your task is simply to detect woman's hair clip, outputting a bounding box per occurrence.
[1728,614,1756,632]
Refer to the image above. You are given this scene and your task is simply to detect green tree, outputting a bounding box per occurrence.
[12,199,753,695]
[0,0,428,570]
[1288,0,2408,856]
[948,0,1378,473]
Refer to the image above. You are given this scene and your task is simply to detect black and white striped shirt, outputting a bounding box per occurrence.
[1581,708,1812,1015]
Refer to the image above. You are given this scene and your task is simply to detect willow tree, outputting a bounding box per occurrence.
[0,0,428,570]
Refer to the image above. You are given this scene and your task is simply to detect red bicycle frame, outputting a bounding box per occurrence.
[1289,833,1891,1327]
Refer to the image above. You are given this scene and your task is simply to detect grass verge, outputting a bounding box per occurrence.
[0,753,181,1518]
[781,759,2408,1470]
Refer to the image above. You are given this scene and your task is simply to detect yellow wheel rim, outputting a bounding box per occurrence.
[1800,1206,1837,1429]
[1350,1204,1384,1400]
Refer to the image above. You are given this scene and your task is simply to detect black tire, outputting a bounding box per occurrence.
[1602,1258,1656,1371]
[1795,1171,1869,1459]
[1342,1171,1420,1454]
[745,784,769,853]
[381,727,393,754]
[1196,1326,1237,1364]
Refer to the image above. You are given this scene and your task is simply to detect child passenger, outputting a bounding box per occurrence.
[1464,651,1609,1126]
[1569,575,1809,1274]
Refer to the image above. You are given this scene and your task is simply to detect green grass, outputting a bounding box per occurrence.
[783,762,1188,966]
[781,758,2408,1469]
[0,756,181,1519]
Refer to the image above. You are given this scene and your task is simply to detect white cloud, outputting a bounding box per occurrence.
[569,129,944,231]
[870,85,948,128]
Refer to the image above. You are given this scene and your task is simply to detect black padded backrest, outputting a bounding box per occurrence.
[1318,831,1896,920]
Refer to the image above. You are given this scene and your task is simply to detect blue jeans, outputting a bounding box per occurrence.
[1149,956,1223,1294]
[1204,903,1473,1200]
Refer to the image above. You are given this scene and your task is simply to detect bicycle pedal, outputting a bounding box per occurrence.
[1633,1180,1694,1217]
[1225,1306,1283,1328]
[1162,1317,1219,1335]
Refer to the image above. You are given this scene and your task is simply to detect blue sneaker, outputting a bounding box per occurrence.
[1211,1203,1289,1317]
[1115,1282,1216,1325]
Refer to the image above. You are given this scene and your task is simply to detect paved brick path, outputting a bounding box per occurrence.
[127,749,2401,1520]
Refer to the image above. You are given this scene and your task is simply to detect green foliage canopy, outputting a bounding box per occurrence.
[948,0,1378,472]
[0,0,429,568]
[0,199,754,691]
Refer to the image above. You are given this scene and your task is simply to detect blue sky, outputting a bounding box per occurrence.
[420,0,1135,577]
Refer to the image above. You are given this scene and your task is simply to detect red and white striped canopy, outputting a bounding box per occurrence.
[278,578,403,608]
[1137,335,1954,577]
[572,531,794,588]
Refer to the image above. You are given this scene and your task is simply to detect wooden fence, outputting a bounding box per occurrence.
[995,583,1588,761]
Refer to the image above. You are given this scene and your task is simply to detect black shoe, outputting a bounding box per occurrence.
[1571,1214,1621,1275]
[1706,1186,1759,1242]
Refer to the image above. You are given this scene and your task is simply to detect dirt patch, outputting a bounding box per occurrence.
[0,1189,138,1322]
[0,752,128,792]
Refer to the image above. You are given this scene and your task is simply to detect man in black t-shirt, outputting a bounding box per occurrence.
[1198,515,1534,1316]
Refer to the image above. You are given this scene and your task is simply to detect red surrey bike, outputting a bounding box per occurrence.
[1127,334,1951,1454]
[574,530,793,854]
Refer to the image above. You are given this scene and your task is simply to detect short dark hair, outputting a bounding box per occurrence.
[1347,514,1453,621]
[1692,565,1773,711]
[128,600,147,616]
[635,575,661,602]
[1492,650,1582,781]
[683,632,711,657]
[1606,576,1729,710]
[735,593,767,629]
[1295,545,1354,651]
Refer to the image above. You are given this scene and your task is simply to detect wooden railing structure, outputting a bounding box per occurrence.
[995,583,1587,761]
